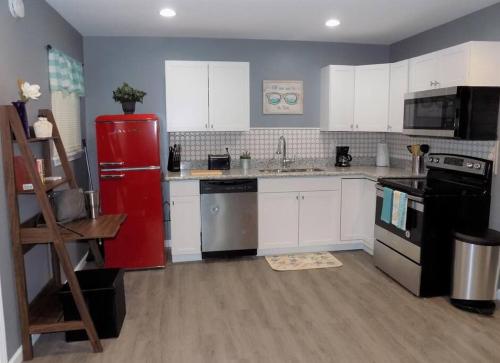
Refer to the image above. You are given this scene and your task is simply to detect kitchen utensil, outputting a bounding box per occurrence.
[420,144,430,154]
[412,155,425,175]
[168,144,181,171]
[190,170,223,176]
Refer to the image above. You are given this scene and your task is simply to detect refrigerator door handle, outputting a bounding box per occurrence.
[99,161,125,167]
[100,174,125,180]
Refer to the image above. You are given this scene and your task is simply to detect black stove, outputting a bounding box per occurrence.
[379,154,492,197]
[374,153,493,297]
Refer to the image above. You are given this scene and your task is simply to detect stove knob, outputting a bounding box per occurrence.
[466,162,474,168]
[428,157,434,162]
[434,158,440,163]
[473,163,482,169]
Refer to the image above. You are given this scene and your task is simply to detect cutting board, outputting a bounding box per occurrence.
[190,169,223,176]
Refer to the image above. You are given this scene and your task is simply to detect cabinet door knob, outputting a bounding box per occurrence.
[356,124,359,129]
[205,123,208,128]
[351,124,354,129]
[296,195,299,200]
[211,124,214,129]
[172,201,175,206]
[301,196,304,200]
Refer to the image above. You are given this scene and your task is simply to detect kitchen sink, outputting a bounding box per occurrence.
[259,168,325,173]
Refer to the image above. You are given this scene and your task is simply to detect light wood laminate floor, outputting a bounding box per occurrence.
[32,251,500,362]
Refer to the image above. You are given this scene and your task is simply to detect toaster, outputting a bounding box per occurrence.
[208,154,231,170]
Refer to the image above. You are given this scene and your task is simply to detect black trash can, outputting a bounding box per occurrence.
[59,268,126,342]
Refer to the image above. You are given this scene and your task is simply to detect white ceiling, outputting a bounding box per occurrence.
[46,0,499,44]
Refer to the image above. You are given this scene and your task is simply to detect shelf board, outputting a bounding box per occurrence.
[17,178,68,194]
[15,136,59,143]
[20,214,127,244]
[28,279,85,334]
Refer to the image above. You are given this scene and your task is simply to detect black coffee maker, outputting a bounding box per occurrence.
[335,146,352,167]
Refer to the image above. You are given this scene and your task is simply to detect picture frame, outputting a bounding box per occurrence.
[263,80,304,115]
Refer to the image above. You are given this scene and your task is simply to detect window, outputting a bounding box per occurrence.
[51,91,82,164]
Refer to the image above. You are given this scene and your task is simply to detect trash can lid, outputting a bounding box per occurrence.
[454,229,500,246]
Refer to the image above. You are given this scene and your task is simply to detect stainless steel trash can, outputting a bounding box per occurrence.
[451,229,500,315]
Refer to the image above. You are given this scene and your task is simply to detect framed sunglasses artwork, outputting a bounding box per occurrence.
[263,80,303,115]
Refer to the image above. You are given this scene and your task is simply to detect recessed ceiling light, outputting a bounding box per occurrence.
[325,19,341,27]
[160,8,176,18]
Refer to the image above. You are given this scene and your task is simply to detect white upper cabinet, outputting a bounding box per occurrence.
[320,65,355,131]
[408,52,439,92]
[165,61,250,132]
[209,62,250,131]
[165,61,209,132]
[354,64,390,132]
[409,42,500,92]
[388,60,409,133]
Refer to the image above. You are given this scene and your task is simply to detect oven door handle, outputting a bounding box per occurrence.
[376,185,424,203]
[376,188,424,212]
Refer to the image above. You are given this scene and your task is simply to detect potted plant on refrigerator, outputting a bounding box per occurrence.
[112,82,147,114]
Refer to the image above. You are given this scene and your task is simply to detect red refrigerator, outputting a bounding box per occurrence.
[96,114,165,269]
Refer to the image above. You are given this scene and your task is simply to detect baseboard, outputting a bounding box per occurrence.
[8,252,89,362]
[8,335,40,363]
[171,253,202,263]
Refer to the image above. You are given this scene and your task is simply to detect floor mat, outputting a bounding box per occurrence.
[265,252,343,271]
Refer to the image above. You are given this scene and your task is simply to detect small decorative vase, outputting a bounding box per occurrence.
[240,158,251,171]
[11,101,30,137]
[121,101,136,114]
[33,117,53,138]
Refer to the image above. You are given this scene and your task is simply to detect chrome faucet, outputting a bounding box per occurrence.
[276,135,293,169]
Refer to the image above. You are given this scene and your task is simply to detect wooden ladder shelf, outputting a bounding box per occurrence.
[0,106,126,361]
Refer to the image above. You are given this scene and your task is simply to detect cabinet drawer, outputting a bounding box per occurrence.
[259,177,340,193]
[170,180,200,196]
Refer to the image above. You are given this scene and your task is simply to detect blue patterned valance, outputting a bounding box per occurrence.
[48,48,85,96]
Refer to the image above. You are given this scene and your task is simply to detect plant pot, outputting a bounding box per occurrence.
[11,101,30,138]
[121,101,136,114]
[240,158,251,170]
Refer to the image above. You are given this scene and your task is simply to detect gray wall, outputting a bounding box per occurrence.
[83,36,389,185]
[0,1,88,359]
[391,2,500,61]
[389,3,500,231]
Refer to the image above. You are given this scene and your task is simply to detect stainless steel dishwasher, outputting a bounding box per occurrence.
[200,179,258,258]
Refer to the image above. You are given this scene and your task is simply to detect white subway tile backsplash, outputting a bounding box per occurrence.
[169,129,498,166]
[386,133,498,161]
[169,129,386,161]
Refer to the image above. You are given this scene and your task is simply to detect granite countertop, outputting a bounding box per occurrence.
[164,165,419,182]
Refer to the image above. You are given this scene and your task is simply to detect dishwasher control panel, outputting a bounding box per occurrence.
[200,179,258,194]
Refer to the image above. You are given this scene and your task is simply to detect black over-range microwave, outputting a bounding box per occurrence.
[403,86,500,140]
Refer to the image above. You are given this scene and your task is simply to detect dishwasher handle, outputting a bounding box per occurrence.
[200,179,258,194]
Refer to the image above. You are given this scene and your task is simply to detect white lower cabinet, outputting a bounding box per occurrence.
[170,196,201,259]
[299,191,340,246]
[258,177,343,252]
[258,192,299,249]
[340,178,376,253]
[169,180,201,262]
